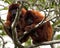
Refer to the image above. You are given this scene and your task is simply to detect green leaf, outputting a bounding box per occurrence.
[54,34,60,40]
[0,7,8,10]
[52,20,60,27]
[3,7,8,10]
[3,0,13,4]
[0,25,2,30]
[30,0,33,2]
[25,38,31,48]
[0,31,6,36]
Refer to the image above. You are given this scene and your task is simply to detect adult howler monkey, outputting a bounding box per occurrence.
[4,3,53,44]
[4,4,28,43]
[24,10,53,44]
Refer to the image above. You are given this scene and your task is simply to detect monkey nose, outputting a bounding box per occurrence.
[27,19,33,25]
[13,14,16,16]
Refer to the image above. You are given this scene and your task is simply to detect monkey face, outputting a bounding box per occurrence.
[25,15,34,25]
[11,9,17,16]
[8,4,19,22]
[24,11,34,25]
[10,9,17,22]
[11,9,17,22]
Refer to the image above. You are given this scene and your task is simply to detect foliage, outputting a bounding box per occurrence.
[2,0,14,4]
[0,0,60,48]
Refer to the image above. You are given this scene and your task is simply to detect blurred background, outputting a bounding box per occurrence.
[0,0,60,48]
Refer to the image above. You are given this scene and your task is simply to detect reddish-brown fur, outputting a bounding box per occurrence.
[5,4,53,44]
[4,4,28,43]
[23,10,53,44]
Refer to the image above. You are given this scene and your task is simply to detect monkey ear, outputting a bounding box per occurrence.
[9,4,19,11]
[21,8,27,15]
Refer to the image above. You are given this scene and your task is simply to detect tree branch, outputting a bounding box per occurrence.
[19,13,59,41]
[0,36,7,48]
[28,40,60,48]
[11,3,24,48]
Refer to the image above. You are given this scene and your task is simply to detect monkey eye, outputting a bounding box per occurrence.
[11,9,17,16]
[11,9,17,22]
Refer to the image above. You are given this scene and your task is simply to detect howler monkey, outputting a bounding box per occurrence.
[24,10,53,44]
[4,4,28,43]
[4,3,53,44]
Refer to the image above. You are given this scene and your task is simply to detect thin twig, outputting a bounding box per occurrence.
[0,5,5,7]
[28,40,60,48]
[11,3,24,48]
[0,36,5,48]
[0,17,12,37]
